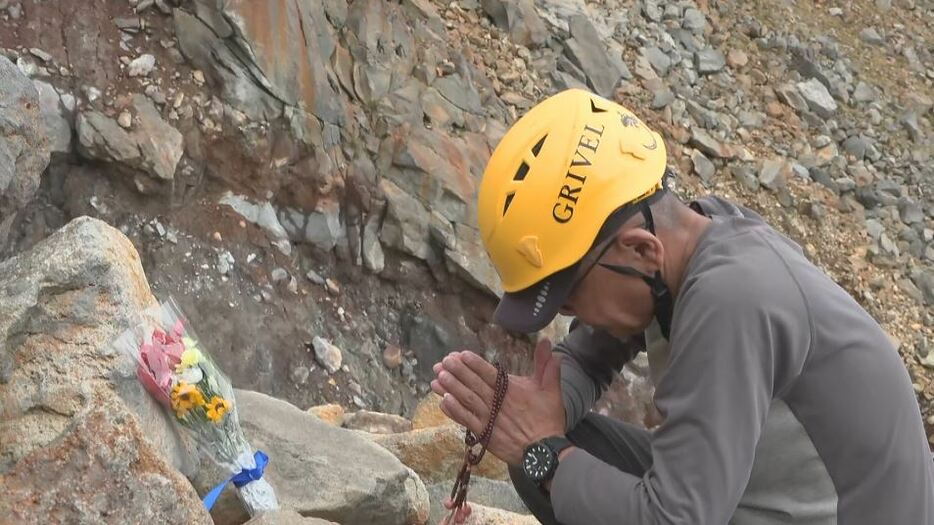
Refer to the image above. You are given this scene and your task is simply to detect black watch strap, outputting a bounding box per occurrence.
[542,436,573,458]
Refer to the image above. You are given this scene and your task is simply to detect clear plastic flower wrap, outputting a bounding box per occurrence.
[114,296,278,515]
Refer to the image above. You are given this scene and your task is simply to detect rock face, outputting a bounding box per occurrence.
[0,217,206,523]
[0,55,49,233]
[33,79,73,153]
[0,401,210,523]
[226,390,429,525]
[76,95,183,189]
[174,0,342,139]
[564,15,628,96]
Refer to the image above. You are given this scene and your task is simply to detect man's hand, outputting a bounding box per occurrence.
[431,338,566,466]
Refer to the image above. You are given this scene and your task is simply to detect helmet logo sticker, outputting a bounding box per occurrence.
[619,111,659,151]
[517,235,544,268]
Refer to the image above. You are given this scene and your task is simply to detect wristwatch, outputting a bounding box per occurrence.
[522,436,573,486]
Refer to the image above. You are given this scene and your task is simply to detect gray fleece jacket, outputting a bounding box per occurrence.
[552,196,934,524]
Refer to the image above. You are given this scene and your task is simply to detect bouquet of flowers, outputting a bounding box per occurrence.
[114,297,278,514]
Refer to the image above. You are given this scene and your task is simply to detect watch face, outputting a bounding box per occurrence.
[522,443,556,482]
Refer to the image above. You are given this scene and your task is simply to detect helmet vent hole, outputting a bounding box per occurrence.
[514,161,530,181]
[590,99,606,113]
[531,135,547,157]
[503,192,516,215]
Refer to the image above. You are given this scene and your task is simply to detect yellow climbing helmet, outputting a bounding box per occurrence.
[477,88,668,332]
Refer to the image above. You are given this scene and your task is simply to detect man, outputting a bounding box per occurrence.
[432,88,934,524]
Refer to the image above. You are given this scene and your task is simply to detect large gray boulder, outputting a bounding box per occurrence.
[0,217,207,523]
[0,55,50,238]
[203,390,429,525]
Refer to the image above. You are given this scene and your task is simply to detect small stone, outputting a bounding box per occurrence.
[829,7,843,16]
[875,0,892,10]
[853,82,877,103]
[776,83,809,113]
[651,87,675,109]
[879,232,899,256]
[791,163,810,180]
[691,150,715,182]
[8,3,21,19]
[835,176,857,193]
[312,336,343,374]
[690,129,730,158]
[682,8,706,32]
[325,278,340,295]
[766,101,785,118]
[212,231,222,242]
[144,85,166,105]
[695,49,726,75]
[29,48,53,63]
[307,269,326,285]
[898,198,925,225]
[383,345,403,369]
[739,111,765,128]
[128,54,155,77]
[859,28,885,46]
[796,78,838,118]
[865,219,885,240]
[271,268,288,282]
[352,396,366,409]
[290,365,310,385]
[642,47,672,76]
[900,112,923,143]
[641,1,663,22]
[117,111,132,129]
[217,253,231,275]
[843,136,870,159]
[16,56,37,77]
[732,165,760,191]
[898,279,924,304]
[727,49,749,68]
[911,270,934,305]
[759,159,787,190]
[192,70,205,86]
[114,16,142,33]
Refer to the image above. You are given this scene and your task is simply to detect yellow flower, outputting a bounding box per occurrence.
[205,396,231,423]
[171,381,205,418]
[176,346,204,372]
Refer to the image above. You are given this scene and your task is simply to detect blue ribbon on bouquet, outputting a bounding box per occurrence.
[203,450,270,510]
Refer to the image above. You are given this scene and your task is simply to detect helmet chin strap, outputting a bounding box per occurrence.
[597,202,674,340]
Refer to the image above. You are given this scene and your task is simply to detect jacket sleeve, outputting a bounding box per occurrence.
[549,250,809,524]
[554,320,644,431]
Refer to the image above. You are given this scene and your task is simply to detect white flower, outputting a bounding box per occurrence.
[177,366,204,385]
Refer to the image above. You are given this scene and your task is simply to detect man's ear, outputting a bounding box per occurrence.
[616,227,664,271]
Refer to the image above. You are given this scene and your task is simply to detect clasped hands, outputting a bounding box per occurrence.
[431,339,566,523]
